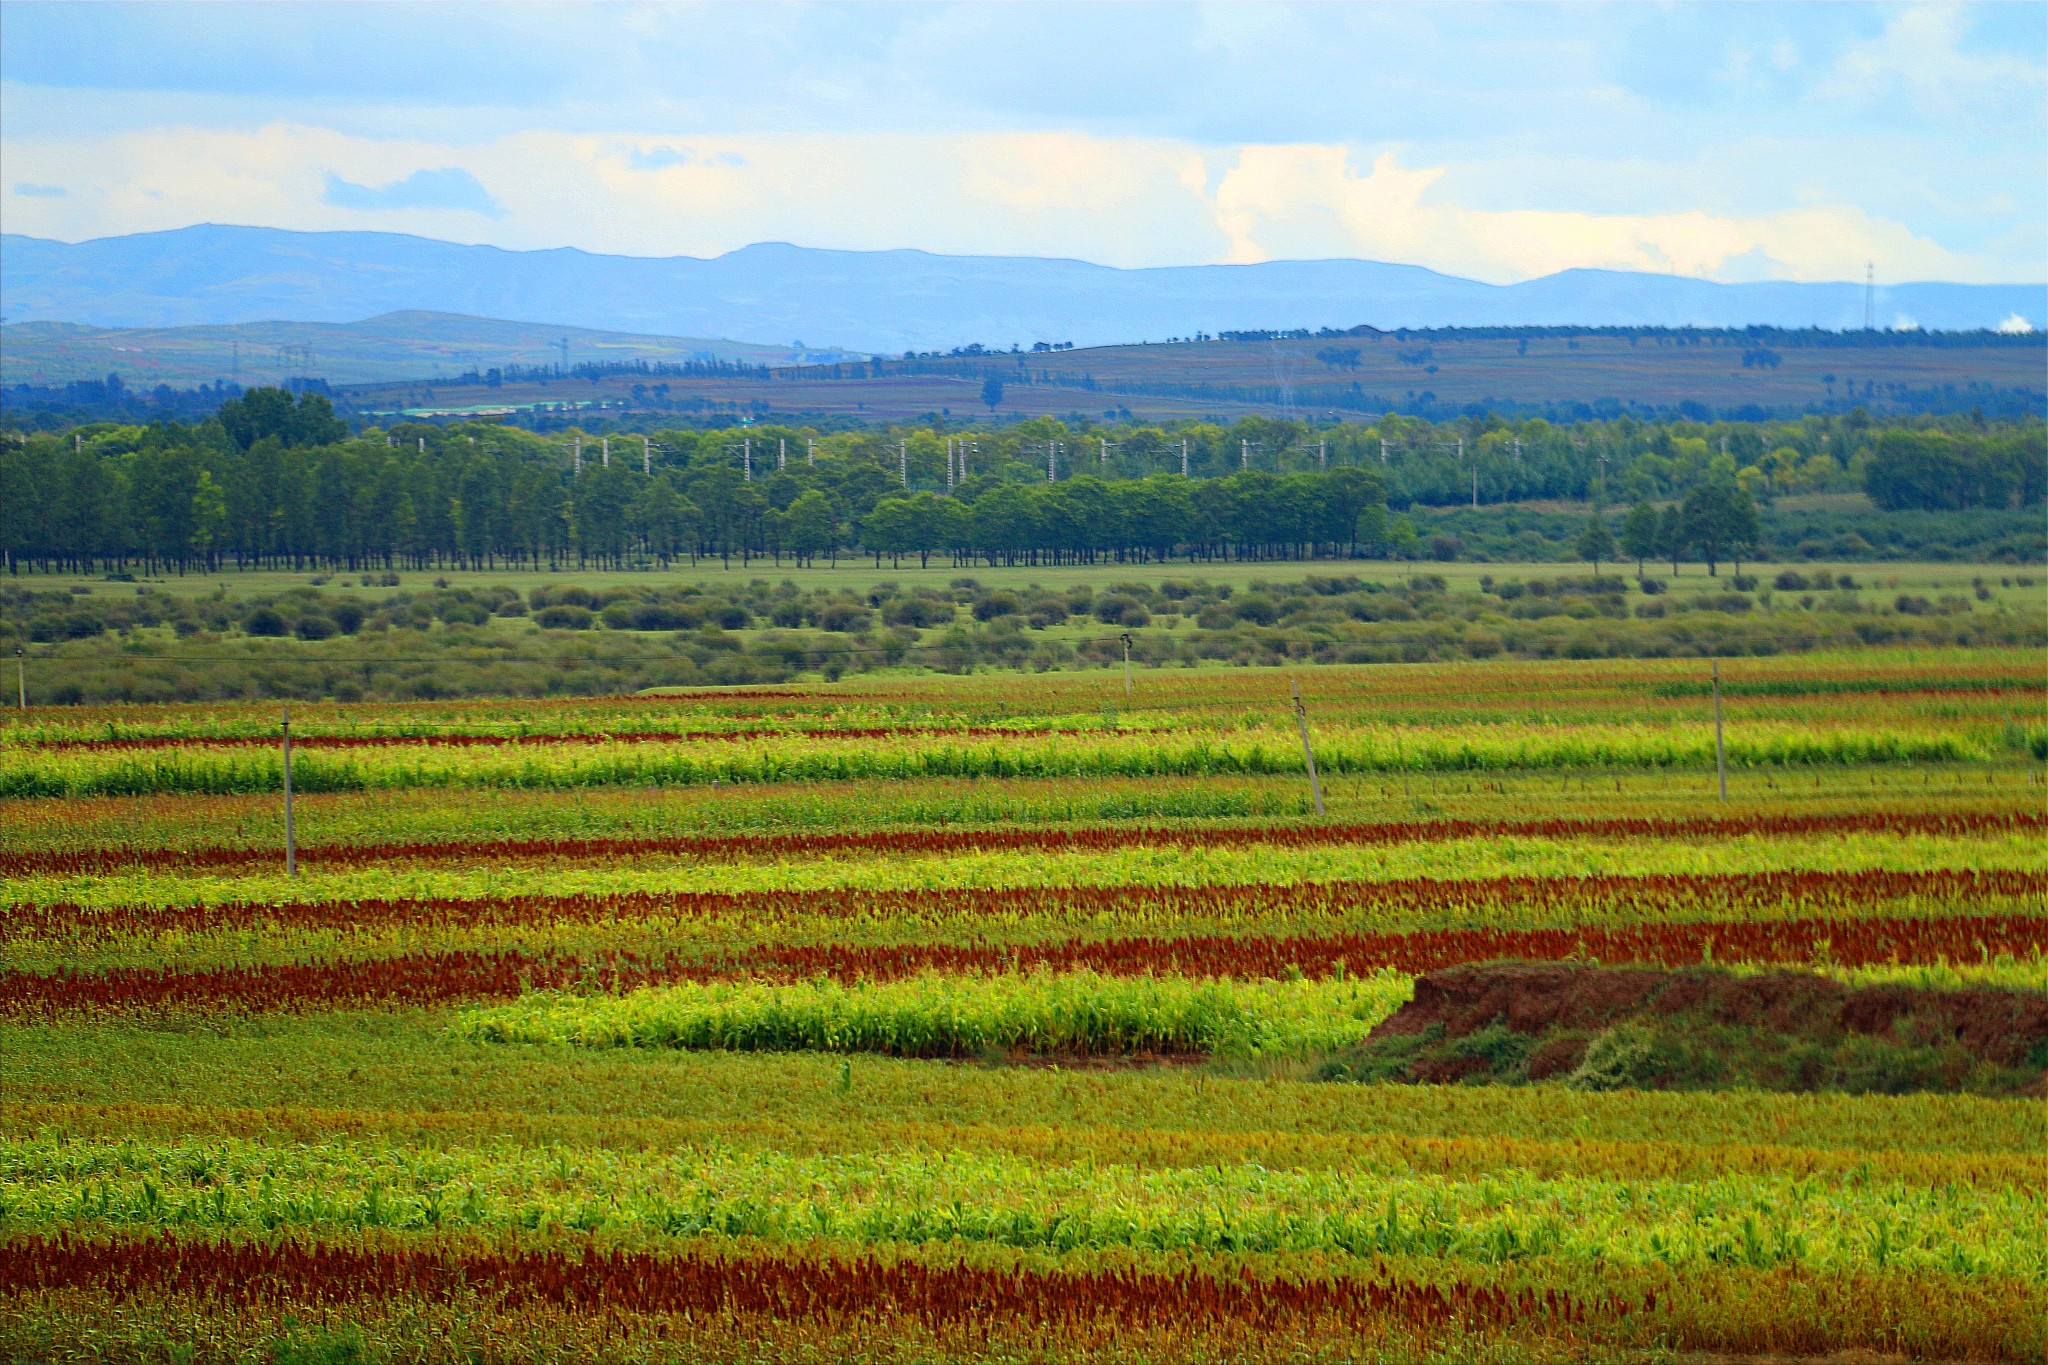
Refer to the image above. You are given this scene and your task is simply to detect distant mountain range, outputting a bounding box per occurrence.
[4,224,2042,355]
[0,312,855,388]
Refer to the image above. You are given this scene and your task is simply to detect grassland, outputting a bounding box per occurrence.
[2,647,2043,1361]
[11,559,2043,706]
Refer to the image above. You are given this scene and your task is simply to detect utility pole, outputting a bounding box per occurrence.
[743,438,753,483]
[602,437,609,468]
[1290,678,1326,817]
[15,648,23,710]
[281,703,296,878]
[1120,632,1134,696]
[806,439,816,467]
[779,438,787,471]
[1241,439,1250,471]
[572,437,582,474]
[642,435,652,475]
[1180,438,1189,477]
[1380,438,1388,465]
[899,438,908,489]
[1318,436,1327,470]
[1712,661,1728,803]
[1100,436,1109,467]
[1472,466,1479,510]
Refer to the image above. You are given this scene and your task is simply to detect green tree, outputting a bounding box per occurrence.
[1657,504,1685,576]
[632,475,698,566]
[862,497,917,568]
[1619,501,1660,577]
[1574,514,1616,573]
[981,375,1004,411]
[1680,475,1759,577]
[783,489,838,566]
[905,492,966,568]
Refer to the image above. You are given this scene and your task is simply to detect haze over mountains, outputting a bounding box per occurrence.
[4,224,2042,357]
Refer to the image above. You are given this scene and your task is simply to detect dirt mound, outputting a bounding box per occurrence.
[1322,962,2048,1095]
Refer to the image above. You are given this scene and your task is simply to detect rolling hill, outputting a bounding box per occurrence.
[4,225,2041,355]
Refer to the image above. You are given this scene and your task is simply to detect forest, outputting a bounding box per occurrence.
[1,388,2041,575]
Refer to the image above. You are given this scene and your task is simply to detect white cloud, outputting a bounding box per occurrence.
[1996,312,2036,334]
[0,123,2018,286]
[1211,146,1989,283]
[1817,4,2045,123]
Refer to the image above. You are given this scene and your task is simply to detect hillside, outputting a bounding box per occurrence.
[0,313,858,388]
[5,226,2042,353]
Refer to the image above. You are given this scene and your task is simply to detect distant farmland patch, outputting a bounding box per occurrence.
[341,327,2044,426]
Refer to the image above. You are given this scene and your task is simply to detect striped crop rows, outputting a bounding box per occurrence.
[6,914,2038,1016]
[13,725,1091,752]
[4,807,2035,876]
[6,650,2044,1363]
[12,867,2040,941]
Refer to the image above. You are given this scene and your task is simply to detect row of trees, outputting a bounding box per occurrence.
[1,390,2035,574]
[1577,476,1762,578]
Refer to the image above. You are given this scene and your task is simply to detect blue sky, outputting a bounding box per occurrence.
[2,1,2042,283]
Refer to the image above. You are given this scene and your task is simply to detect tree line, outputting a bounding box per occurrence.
[1,388,2038,575]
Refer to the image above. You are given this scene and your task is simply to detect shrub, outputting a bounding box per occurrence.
[292,615,338,641]
[243,607,288,637]
[887,596,955,628]
[973,591,1021,621]
[1773,570,1810,591]
[1092,593,1150,627]
[816,603,873,633]
[1232,595,1278,625]
[329,602,365,634]
[533,605,595,630]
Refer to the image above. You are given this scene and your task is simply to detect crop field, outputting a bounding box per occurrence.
[2,648,2045,1362]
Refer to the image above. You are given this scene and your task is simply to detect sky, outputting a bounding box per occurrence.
[2,1,2043,285]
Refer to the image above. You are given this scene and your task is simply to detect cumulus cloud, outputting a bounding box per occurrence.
[1212,146,1986,283]
[1995,312,2036,334]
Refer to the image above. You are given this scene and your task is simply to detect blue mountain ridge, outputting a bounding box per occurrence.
[4,224,2041,354]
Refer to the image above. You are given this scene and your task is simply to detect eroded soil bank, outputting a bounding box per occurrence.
[1319,962,2048,1095]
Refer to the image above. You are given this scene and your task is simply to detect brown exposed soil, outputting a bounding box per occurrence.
[1369,962,2048,1068]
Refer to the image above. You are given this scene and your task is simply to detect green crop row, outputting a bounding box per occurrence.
[451,970,1414,1060]
[0,723,1998,798]
[4,1131,2042,1279]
